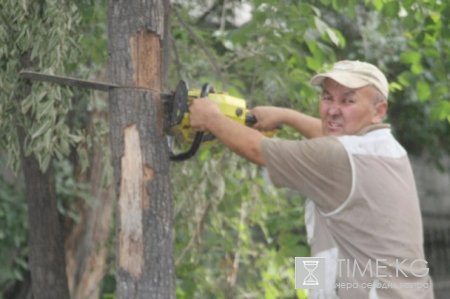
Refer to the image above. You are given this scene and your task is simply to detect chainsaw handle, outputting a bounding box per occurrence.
[245,114,257,126]
[245,113,282,136]
[200,83,214,98]
[169,83,212,161]
[169,132,204,161]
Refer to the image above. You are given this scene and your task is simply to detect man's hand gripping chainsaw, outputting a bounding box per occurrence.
[166,81,277,161]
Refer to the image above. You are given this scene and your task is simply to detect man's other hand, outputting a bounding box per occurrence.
[250,106,284,131]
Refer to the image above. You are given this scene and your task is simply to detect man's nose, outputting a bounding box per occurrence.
[327,102,341,116]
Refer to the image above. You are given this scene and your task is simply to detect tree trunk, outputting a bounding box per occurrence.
[107,1,175,298]
[16,53,70,299]
[65,129,114,299]
[17,129,70,299]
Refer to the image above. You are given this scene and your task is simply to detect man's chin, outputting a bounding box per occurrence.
[324,128,344,136]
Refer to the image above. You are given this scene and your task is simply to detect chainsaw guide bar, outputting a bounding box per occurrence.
[20,70,273,162]
[20,70,120,91]
[19,70,172,99]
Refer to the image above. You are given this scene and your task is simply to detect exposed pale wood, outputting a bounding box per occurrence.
[130,31,161,90]
[118,124,144,279]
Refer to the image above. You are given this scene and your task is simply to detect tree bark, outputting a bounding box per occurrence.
[16,52,70,299]
[17,128,70,299]
[107,0,175,298]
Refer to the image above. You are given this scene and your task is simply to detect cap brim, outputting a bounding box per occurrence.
[310,71,370,89]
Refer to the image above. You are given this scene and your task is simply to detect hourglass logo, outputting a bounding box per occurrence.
[295,257,325,289]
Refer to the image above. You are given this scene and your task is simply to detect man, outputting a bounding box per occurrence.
[189,60,434,298]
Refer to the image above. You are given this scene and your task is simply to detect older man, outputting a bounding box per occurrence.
[189,60,434,299]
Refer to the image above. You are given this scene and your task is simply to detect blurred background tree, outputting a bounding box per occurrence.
[0,0,448,298]
[0,0,112,298]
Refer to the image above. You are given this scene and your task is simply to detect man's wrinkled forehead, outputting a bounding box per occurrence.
[321,78,359,95]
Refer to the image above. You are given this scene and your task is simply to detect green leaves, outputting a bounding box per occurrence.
[313,17,343,48]
[171,1,450,297]
[0,177,28,292]
[400,50,421,65]
[0,0,86,172]
[431,101,450,123]
[416,80,431,102]
[373,0,384,11]
[173,151,308,298]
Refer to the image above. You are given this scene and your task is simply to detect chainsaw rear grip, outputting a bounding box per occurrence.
[245,114,257,126]
[169,83,211,161]
[245,114,283,132]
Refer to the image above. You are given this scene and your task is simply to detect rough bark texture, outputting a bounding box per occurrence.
[16,53,70,299]
[108,0,175,298]
[17,128,71,299]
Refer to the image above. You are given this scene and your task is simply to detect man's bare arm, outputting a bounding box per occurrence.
[250,107,323,139]
[189,98,266,166]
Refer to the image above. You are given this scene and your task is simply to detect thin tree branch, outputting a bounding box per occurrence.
[222,48,261,70]
[172,6,225,88]
[196,1,220,24]
[175,201,211,266]
[170,36,184,81]
[225,200,248,299]
[220,0,228,33]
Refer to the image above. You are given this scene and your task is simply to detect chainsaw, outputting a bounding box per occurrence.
[20,71,275,161]
[165,80,278,161]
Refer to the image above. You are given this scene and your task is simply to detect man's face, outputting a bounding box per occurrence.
[319,79,385,136]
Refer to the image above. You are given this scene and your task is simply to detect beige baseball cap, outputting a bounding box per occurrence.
[310,60,389,98]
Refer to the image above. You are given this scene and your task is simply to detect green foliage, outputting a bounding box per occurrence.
[0,158,99,297]
[171,1,450,297]
[0,0,84,294]
[173,149,309,298]
[76,0,108,67]
[0,0,84,172]
[0,1,110,297]
[0,175,28,295]
[54,159,92,222]
[372,0,450,158]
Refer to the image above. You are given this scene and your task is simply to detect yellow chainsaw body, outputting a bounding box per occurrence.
[171,89,249,143]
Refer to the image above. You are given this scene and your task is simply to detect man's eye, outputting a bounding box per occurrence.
[321,95,331,101]
[344,98,355,104]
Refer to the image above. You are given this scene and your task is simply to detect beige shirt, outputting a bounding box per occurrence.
[261,124,434,299]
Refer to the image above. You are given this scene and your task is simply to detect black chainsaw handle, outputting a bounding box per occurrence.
[169,83,212,161]
[245,114,257,126]
[245,113,283,131]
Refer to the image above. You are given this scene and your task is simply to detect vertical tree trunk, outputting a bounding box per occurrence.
[16,54,70,299]
[107,1,175,298]
[17,130,70,299]
[65,131,114,299]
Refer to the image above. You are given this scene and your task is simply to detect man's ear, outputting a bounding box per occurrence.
[372,100,388,123]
